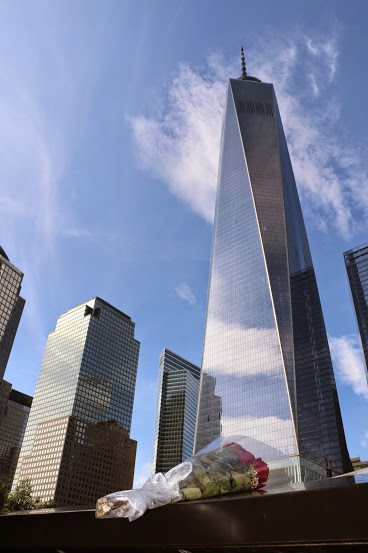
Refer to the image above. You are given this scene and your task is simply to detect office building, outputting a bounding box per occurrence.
[344,243,368,376]
[0,388,32,490]
[351,456,368,471]
[0,378,12,427]
[195,50,351,479]
[13,297,139,506]
[0,246,25,379]
[0,246,29,490]
[152,349,200,473]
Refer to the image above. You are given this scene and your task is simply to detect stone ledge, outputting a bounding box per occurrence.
[0,474,367,552]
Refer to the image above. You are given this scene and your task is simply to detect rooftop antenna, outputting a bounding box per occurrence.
[238,46,261,83]
[241,46,247,79]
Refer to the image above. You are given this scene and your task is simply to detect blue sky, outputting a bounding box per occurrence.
[1,0,368,484]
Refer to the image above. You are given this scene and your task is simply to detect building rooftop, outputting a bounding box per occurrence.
[9,389,33,409]
[0,245,9,261]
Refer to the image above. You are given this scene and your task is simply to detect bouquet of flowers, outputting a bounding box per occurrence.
[96,436,269,521]
[179,441,268,500]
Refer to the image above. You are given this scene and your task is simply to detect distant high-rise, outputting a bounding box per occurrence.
[0,388,32,490]
[152,349,200,473]
[344,243,368,377]
[0,245,28,490]
[0,246,25,379]
[195,50,351,478]
[13,297,140,506]
[350,456,368,471]
[0,379,12,427]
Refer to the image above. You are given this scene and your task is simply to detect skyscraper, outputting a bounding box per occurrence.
[13,297,140,505]
[0,246,25,379]
[0,389,32,490]
[152,349,200,473]
[344,242,368,377]
[195,50,351,479]
[0,245,28,490]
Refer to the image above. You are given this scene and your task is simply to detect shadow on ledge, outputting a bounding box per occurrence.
[0,472,367,552]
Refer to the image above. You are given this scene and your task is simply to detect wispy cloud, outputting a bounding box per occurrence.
[304,35,339,81]
[62,228,93,239]
[128,30,368,240]
[252,32,367,241]
[308,73,320,97]
[361,430,368,448]
[329,334,368,400]
[175,282,196,305]
[128,59,227,223]
[0,15,103,349]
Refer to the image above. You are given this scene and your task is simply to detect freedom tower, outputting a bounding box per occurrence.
[194,50,351,478]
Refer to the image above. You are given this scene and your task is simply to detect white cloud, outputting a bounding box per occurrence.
[304,35,339,81]
[128,62,226,223]
[329,334,368,400]
[128,31,368,240]
[175,282,196,305]
[203,317,283,377]
[252,34,366,241]
[308,73,319,97]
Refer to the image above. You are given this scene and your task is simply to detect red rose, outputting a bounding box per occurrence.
[224,443,256,464]
[238,449,256,464]
[252,458,269,488]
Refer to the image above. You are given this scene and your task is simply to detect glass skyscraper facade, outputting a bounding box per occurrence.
[0,389,32,490]
[0,245,29,490]
[152,349,200,473]
[13,297,140,505]
[194,64,351,478]
[0,245,25,379]
[344,242,368,377]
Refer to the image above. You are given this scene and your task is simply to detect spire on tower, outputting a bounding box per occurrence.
[238,46,262,83]
[241,46,247,78]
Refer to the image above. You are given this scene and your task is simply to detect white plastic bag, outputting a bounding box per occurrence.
[96,462,192,521]
[96,436,269,521]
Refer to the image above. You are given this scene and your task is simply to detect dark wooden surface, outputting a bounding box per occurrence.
[0,476,367,552]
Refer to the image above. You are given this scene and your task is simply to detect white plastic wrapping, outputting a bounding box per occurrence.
[96,461,192,521]
[96,436,269,521]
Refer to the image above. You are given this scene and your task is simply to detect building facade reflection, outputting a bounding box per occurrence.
[194,58,351,478]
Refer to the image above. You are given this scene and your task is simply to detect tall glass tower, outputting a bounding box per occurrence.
[344,242,368,378]
[195,51,351,478]
[0,246,25,379]
[13,297,140,505]
[152,349,200,473]
[0,389,32,490]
